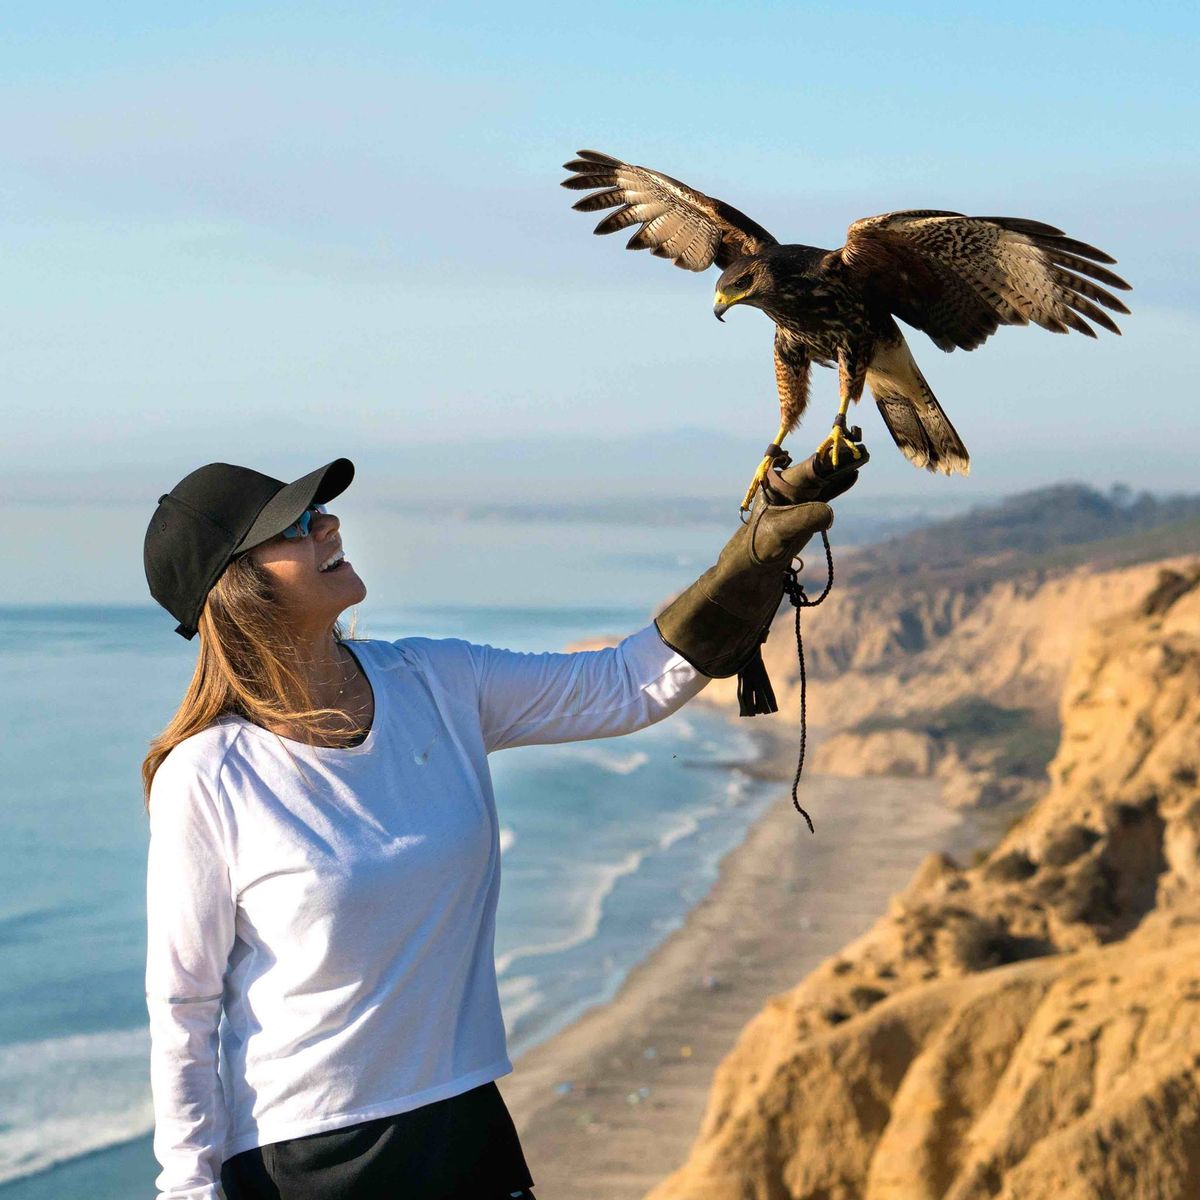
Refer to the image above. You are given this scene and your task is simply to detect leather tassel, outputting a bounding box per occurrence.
[736,645,778,716]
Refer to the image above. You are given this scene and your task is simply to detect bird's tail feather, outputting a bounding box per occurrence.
[866,341,970,475]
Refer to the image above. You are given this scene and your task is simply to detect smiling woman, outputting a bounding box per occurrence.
[136,455,727,1200]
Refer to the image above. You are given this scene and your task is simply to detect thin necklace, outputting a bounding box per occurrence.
[314,646,359,696]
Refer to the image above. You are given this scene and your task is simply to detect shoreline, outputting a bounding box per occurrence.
[503,715,995,1199]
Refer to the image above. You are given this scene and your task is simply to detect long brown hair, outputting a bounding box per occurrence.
[141,553,361,804]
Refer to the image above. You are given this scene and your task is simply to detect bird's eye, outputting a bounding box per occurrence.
[735,274,752,290]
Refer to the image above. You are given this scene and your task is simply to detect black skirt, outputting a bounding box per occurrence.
[220,1081,534,1200]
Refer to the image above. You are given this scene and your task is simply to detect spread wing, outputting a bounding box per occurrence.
[837,211,1131,351]
[562,150,777,272]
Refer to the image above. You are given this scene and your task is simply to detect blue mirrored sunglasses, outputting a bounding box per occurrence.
[280,504,328,540]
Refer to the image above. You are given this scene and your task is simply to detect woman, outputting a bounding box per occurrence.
[142,454,846,1200]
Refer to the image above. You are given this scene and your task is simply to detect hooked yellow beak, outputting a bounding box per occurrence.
[713,289,746,321]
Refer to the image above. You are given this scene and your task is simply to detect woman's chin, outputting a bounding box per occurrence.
[341,564,367,604]
[331,592,366,626]
[312,561,366,615]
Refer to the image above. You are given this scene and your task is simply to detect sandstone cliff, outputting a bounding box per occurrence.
[646,564,1200,1200]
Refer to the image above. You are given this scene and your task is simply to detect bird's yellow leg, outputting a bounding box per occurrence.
[815,394,864,469]
[739,421,791,513]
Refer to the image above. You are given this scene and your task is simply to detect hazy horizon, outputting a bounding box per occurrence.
[12,462,1195,609]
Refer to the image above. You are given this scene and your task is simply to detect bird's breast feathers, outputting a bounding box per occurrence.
[777,325,841,366]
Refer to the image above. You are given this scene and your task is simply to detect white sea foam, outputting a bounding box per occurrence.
[499,826,516,855]
[657,801,719,852]
[725,768,751,805]
[494,848,645,977]
[727,728,762,761]
[559,747,649,775]
[671,716,697,740]
[0,1027,153,1185]
[498,974,543,1033]
[658,813,699,851]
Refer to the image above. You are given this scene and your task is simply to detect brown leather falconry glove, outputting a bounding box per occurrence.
[654,449,864,715]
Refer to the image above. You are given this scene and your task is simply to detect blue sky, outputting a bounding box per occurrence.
[3,1,1198,599]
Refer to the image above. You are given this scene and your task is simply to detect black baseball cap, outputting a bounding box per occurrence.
[144,458,355,639]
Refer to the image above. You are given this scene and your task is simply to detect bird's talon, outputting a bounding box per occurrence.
[739,453,780,512]
[816,423,862,469]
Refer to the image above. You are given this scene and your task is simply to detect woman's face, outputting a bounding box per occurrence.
[248,506,367,633]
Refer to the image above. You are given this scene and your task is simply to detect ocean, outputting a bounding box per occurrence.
[0,518,777,1197]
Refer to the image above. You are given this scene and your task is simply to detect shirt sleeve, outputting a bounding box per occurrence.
[467,623,708,753]
[145,749,237,1200]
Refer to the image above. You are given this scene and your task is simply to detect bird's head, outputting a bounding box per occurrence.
[713,257,770,321]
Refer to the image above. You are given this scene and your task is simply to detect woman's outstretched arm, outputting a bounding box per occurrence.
[467,624,707,752]
[146,747,236,1200]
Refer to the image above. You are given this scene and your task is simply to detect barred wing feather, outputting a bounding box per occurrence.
[839,211,1131,351]
[562,150,777,272]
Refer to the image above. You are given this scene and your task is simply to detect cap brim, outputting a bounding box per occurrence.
[234,457,355,554]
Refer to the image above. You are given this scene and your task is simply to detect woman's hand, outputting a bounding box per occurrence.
[654,446,866,682]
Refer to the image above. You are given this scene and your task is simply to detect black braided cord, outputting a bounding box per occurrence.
[781,529,835,833]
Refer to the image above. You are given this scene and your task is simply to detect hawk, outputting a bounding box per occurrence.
[562,150,1131,510]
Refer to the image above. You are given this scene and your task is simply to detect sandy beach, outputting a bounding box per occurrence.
[501,721,997,1200]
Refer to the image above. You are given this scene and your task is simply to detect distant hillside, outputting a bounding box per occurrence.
[847,484,1200,587]
[409,495,935,545]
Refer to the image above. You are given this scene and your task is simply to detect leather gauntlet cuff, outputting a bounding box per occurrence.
[654,499,833,714]
[654,545,784,681]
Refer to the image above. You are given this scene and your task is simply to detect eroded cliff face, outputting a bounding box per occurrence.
[646,565,1200,1200]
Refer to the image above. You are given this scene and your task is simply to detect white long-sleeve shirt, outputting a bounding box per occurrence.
[146,625,705,1200]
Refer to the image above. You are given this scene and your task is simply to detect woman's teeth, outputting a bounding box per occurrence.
[318,550,345,572]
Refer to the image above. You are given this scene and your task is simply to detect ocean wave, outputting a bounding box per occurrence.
[558,747,649,775]
[725,768,751,804]
[668,716,697,740]
[726,728,762,761]
[657,801,720,852]
[497,974,543,1033]
[0,1027,152,1185]
[494,848,645,976]
[498,827,515,855]
[658,813,699,852]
